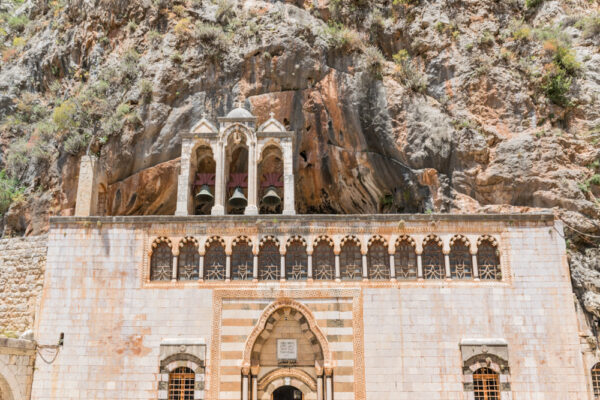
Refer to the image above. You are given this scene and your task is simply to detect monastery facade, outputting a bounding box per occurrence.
[1,108,598,400]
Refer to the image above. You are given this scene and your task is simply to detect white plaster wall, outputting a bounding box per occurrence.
[363,225,588,399]
[31,227,213,399]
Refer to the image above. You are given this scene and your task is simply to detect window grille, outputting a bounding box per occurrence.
[258,240,280,280]
[592,363,600,398]
[340,241,362,280]
[473,367,500,400]
[395,240,417,279]
[231,240,253,280]
[204,241,226,280]
[169,367,195,400]
[367,240,390,280]
[151,242,172,281]
[422,242,444,279]
[286,239,308,280]
[313,239,334,280]
[450,242,472,279]
[178,242,199,280]
[478,240,501,280]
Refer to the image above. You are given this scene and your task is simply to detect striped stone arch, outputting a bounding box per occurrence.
[477,234,499,248]
[233,235,253,247]
[313,235,334,248]
[258,368,317,400]
[179,236,199,249]
[149,236,172,255]
[395,234,415,248]
[241,299,332,370]
[422,234,442,247]
[260,235,280,247]
[449,234,470,247]
[367,234,388,248]
[205,235,226,249]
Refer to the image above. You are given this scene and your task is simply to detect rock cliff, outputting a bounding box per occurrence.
[1,0,600,326]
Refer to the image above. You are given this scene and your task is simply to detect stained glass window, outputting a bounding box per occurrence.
[178,241,199,280]
[204,240,226,280]
[286,239,308,280]
[340,240,362,280]
[478,240,501,280]
[169,367,195,400]
[450,241,472,279]
[422,241,444,279]
[231,239,253,280]
[473,367,500,400]
[395,239,417,279]
[367,239,390,280]
[259,240,280,280]
[150,242,172,281]
[313,239,334,280]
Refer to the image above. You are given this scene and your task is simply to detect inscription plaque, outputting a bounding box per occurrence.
[277,339,297,361]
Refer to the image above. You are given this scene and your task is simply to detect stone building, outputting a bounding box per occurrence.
[2,108,600,399]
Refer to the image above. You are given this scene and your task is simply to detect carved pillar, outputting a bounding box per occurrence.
[245,141,258,215]
[307,251,313,280]
[280,255,286,281]
[175,139,194,216]
[334,253,341,282]
[389,254,396,280]
[444,253,451,278]
[211,141,225,215]
[282,139,295,215]
[199,251,204,281]
[472,253,479,280]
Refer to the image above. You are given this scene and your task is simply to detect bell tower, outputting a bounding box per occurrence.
[175,107,295,216]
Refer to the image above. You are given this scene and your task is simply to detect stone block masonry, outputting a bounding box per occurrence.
[0,236,47,335]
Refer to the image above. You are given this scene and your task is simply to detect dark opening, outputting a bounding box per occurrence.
[272,385,303,400]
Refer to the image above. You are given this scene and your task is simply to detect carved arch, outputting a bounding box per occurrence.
[241,299,332,369]
[258,368,317,392]
[222,122,255,143]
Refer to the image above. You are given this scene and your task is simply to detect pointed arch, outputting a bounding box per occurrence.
[241,299,332,370]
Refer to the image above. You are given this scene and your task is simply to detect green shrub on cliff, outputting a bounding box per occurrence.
[0,170,24,215]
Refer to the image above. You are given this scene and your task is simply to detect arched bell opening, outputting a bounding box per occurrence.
[272,385,303,400]
[192,145,216,215]
[258,144,283,215]
[226,133,249,215]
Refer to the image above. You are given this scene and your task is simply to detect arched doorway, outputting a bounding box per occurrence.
[273,385,303,400]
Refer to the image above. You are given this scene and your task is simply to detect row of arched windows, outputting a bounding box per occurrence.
[149,234,501,282]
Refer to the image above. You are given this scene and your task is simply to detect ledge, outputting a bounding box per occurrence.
[0,337,36,350]
[49,212,554,226]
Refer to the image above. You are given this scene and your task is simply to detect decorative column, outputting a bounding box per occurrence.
[251,375,258,400]
[175,139,193,216]
[325,368,333,400]
[225,254,231,281]
[253,254,258,281]
[316,376,324,400]
[334,253,341,282]
[416,251,423,280]
[241,369,249,400]
[199,250,204,281]
[472,252,479,280]
[171,251,178,282]
[307,250,313,280]
[282,138,295,215]
[211,141,226,215]
[362,253,368,280]
[444,252,451,279]
[390,254,396,281]
[280,254,286,282]
[245,141,258,215]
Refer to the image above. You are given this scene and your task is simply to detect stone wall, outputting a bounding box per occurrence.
[0,337,36,400]
[0,236,47,335]
[30,215,591,399]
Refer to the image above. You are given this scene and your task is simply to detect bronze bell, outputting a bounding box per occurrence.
[228,187,248,208]
[262,186,281,206]
[195,184,213,203]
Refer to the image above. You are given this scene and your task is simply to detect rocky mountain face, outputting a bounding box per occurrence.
[0,0,599,323]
